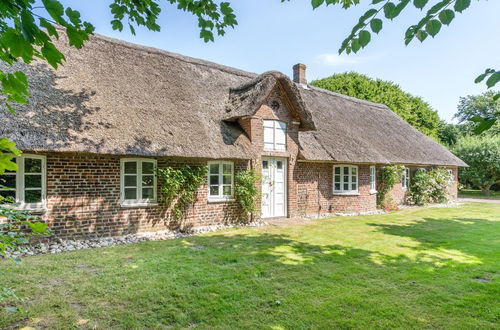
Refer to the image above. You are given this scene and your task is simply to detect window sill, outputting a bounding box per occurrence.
[370,190,378,195]
[1,203,47,214]
[120,201,158,208]
[332,192,360,196]
[208,198,235,203]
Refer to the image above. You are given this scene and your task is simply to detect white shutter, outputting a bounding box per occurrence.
[263,120,275,150]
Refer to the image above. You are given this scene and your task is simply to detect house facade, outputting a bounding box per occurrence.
[0,32,465,238]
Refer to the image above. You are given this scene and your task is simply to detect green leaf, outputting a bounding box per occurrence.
[474,118,497,134]
[383,2,397,19]
[358,30,371,48]
[42,0,66,25]
[416,30,428,42]
[370,18,383,33]
[413,0,429,9]
[485,72,500,88]
[312,0,325,9]
[372,0,385,3]
[493,93,500,101]
[41,42,65,69]
[454,0,471,12]
[111,19,124,32]
[352,38,361,53]
[470,115,484,123]
[438,9,455,25]
[65,7,82,26]
[39,18,59,39]
[475,68,495,83]
[66,26,90,49]
[425,19,441,37]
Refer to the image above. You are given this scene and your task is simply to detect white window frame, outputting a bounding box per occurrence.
[207,161,234,202]
[370,165,377,194]
[402,167,410,189]
[120,158,157,207]
[263,120,287,151]
[333,165,359,195]
[0,154,47,211]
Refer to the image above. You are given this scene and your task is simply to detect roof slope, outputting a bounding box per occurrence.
[298,86,466,166]
[0,32,256,159]
[0,31,466,166]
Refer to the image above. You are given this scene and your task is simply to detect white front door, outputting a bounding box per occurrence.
[261,157,287,218]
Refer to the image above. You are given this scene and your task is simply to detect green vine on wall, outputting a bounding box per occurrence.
[377,165,404,211]
[156,165,207,222]
[408,168,452,205]
[234,169,259,221]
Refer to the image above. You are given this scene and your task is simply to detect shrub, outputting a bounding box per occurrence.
[377,165,403,211]
[408,168,452,205]
[234,169,259,220]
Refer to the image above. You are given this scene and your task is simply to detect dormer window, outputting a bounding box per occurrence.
[263,120,286,151]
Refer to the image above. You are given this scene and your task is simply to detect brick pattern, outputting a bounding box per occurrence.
[40,153,247,238]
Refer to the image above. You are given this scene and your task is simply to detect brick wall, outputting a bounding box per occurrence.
[39,152,248,238]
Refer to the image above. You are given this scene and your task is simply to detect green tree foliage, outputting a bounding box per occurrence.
[455,90,500,135]
[437,120,461,147]
[311,72,440,139]
[234,169,259,219]
[452,135,500,195]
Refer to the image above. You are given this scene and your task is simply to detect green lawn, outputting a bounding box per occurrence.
[1,203,499,329]
[459,189,500,199]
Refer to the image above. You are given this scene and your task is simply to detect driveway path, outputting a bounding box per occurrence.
[458,198,500,204]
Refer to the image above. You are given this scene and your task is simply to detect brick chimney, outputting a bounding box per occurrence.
[293,63,307,85]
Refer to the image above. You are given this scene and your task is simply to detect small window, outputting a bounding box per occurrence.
[120,158,157,205]
[333,165,358,194]
[208,161,234,201]
[0,155,46,209]
[402,167,410,189]
[370,166,377,193]
[263,120,286,151]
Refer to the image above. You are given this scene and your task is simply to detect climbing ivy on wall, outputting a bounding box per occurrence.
[156,165,207,224]
[377,165,404,211]
[234,169,259,221]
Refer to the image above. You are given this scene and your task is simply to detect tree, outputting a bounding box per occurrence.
[452,135,500,195]
[311,72,441,139]
[437,120,462,147]
[455,91,500,135]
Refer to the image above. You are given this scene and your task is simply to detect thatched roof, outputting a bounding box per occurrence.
[0,31,466,166]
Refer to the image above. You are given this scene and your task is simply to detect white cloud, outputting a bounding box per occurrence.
[315,53,365,66]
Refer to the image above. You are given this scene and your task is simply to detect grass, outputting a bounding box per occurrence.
[459,189,500,199]
[1,203,499,329]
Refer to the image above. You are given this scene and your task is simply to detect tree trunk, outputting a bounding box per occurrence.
[480,185,492,196]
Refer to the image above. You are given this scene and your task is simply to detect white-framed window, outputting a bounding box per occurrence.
[370,166,377,194]
[263,120,286,151]
[0,154,46,210]
[208,161,234,201]
[402,167,410,189]
[333,165,358,194]
[120,158,157,206]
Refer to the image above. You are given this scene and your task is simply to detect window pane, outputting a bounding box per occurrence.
[0,189,15,201]
[343,183,349,190]
[25,174,42,188]
[124,188,137,200]
[263,126,274,148]
[25,158,42,173]
[209,164,219,175]
[0,174,16,188]
[276,161,283,169]
[142,188,154,199]
[209,185,219,196]
[142,162,154,174]
[334,183,340,191]
[343,167,349,175]
[351,175,357,183]
[223,175,232,184]
[25,189,42,203]
[223,164,232,174]
[334,175,340,184]
[125,175,137,187]
[351,167,357,175]
[351,182,357,191]
[334,167,340,175]
[142,175,154,186]
[344,175,349,183]
[223,185,232,196]
[124,162,137,174]
[262,161,268,169]
[209,175,219,185]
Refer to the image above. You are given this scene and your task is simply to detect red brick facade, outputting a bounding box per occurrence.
[10,86,458,238]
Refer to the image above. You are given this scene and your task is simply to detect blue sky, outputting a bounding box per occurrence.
[59,0,500,122]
